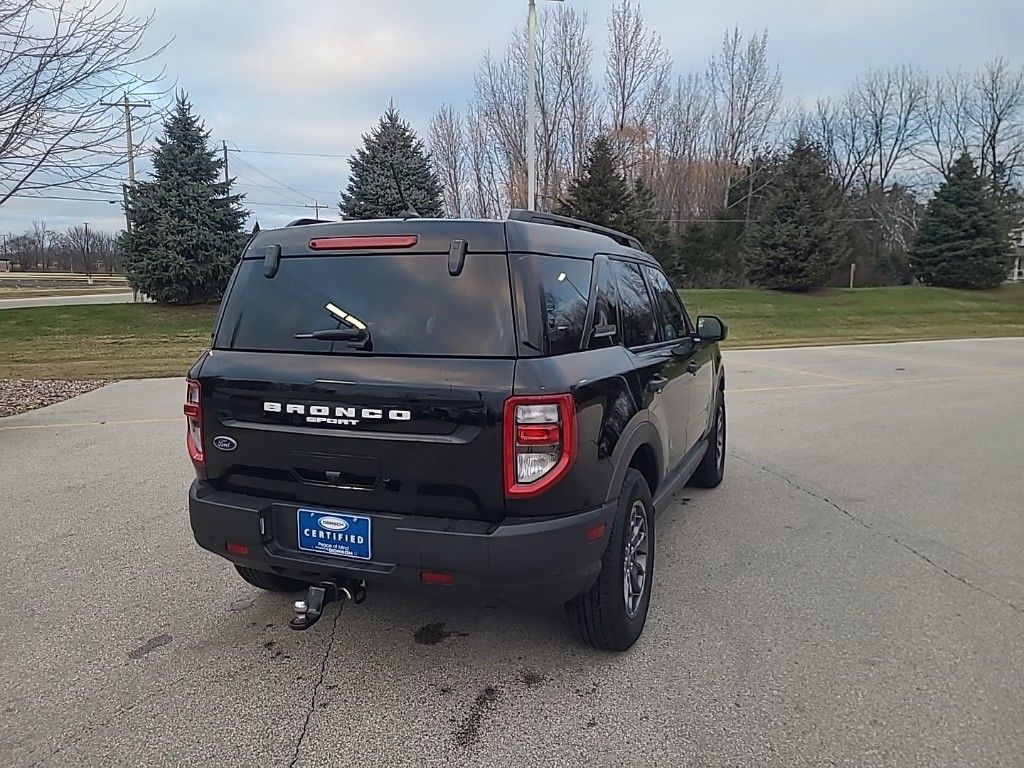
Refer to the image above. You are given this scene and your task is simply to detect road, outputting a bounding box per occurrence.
[0,292,136,309]
[1,338,1022,767]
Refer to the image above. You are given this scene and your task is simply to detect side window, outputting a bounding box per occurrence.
[510,254,593,356]
[643,265,690,341]
[612,260,657,348]
[587,257,619,349]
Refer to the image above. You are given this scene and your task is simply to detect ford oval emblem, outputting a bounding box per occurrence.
[318,516,349,532]
[212,435,237,452]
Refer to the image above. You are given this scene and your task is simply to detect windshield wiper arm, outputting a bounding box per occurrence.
[293,328,369,342]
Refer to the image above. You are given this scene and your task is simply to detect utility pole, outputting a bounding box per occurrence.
[102,93,150,234]
[526,0,537,211]
[222,140,229,184]
[83,222,91,282]
[304,201,330,219]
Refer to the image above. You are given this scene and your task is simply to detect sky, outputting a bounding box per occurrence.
[2,0,1022,236]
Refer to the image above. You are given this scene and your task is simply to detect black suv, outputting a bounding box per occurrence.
[187,211,727,651]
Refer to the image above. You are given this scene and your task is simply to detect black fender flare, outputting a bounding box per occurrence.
[604,417,663,504]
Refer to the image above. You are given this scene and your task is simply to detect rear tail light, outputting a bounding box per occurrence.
[184,378,203,467]
[503,394,576,498]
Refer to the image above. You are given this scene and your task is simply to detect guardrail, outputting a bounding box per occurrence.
[0,277,129,289]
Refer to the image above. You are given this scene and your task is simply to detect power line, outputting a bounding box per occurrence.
[4,192,313,209]
[5,193,120,204]
[230,155,312,204]
[229,148,349,159]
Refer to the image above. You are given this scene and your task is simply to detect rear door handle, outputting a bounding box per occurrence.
[646,375,669,394]
[686,360,701,375]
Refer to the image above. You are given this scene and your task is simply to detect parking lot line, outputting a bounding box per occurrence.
[730,382,861,394]
[735,359,869,384]
[839,349,1023,376]
[0,416,179,432]
[729,370,1024,395]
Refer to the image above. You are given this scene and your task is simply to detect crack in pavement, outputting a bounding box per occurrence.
[289,608,342,768]
[730,452,1024,618]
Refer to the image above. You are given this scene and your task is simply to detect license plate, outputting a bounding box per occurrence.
[296,509,372,561]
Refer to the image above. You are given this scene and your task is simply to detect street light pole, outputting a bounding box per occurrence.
[526,0,564,212]
[526,0,538,211]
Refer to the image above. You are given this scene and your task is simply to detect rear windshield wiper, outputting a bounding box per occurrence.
[293,328,369,342]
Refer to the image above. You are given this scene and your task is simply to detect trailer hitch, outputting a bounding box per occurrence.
[288,578,366,631]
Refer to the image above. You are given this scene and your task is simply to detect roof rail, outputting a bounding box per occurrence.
[507,209,645,251]
[285,218,332,227]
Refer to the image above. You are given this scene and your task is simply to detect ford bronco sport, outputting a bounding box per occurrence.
[187,210,727,651]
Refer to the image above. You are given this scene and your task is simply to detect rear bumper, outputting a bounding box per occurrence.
[188,481,616,608]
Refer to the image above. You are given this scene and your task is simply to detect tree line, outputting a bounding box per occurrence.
[2,223,120,274]
[2,0,1020,301]
[425,2,1024,288]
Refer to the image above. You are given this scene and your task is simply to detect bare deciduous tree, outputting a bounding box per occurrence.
[708,27,782,207]
[536,6,597,207]
[0,0,168,207]
[474,40,528,209]
[660,73,714,220]
[604,0,671,177]
[850,65,927,191]
[811,95,872,193]
[465,103,504,218]
[917,69,973,178]
[428,104,467,217]
[971,57,1024,181]
[555,8,599,185]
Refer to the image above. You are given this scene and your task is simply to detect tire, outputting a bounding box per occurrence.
[689,392,725,489]
[234,565,308,593]
[565,468,655,652]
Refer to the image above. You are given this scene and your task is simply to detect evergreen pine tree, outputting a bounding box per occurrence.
[911,153,1011,289]
[555,136,633,233]
[120,93,248,304]
[625,177,672,265]
[341,106,443,219]
[745,137,852,291]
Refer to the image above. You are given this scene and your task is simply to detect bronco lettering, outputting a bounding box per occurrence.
[263,402,412,424]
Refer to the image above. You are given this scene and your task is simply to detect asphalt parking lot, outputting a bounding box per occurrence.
[1,338,1022,768]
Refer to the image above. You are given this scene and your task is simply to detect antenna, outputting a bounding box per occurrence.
[390,163,421,219]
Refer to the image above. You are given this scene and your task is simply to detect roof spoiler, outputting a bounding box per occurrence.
[507,209,645,252]
[286,218,332,227]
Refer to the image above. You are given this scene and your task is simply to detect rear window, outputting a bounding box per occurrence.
[215,253,515,356]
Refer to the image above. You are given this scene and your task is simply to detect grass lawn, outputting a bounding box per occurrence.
[683,285,1024,348]
[0,285,1022,380]
[0,303,217,379]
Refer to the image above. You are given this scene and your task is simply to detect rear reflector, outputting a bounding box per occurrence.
[308,235,418,251]
[516,424,560,445]
[420,570,454,586]
[585,523,606,542]
[226,542,248,556]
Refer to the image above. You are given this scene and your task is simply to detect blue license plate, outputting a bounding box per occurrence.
[296,509,372,561]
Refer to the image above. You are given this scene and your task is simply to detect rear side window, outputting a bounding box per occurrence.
[216,253,515,356]
[511,254,593,355]
[643,265,690,341]
[612,260,657,348]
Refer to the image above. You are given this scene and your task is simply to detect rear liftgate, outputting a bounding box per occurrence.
[288,578,367,631]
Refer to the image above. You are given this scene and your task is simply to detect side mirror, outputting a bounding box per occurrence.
[696,315,728,343]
